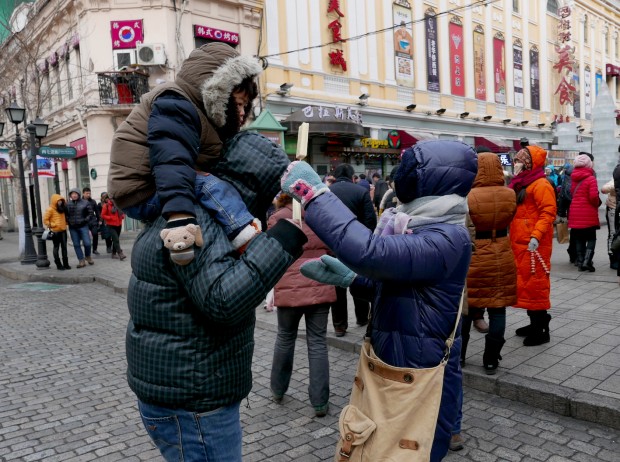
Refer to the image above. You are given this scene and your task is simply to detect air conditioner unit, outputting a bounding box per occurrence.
[113,49,137,70]
[137,43,166,66]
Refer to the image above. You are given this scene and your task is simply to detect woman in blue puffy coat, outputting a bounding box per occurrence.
[282,140,477,461]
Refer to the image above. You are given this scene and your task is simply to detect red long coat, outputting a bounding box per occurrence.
[467,153,517,308]
[509,146,557,311]
[268,204,336,308]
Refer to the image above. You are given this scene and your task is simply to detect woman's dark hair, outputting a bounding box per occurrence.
[216,77,259,142]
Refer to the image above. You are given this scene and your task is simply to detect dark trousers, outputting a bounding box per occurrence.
[51,230,68,262]
[331,286,371,330]
[572,227,597,260]
[90,225,99,251]
[109,225,122,253]
[462,308,506,352]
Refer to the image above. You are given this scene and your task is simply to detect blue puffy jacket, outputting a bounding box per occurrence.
[304,141,476,461]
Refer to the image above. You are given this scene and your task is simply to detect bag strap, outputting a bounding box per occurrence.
[443,290,464,361]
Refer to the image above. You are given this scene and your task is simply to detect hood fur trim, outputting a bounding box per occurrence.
[201,54,262,128]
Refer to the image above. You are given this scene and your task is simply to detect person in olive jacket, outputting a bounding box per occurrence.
[43,193,70,270]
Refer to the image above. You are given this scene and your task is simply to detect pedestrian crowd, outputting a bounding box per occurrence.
[55,42,616,462]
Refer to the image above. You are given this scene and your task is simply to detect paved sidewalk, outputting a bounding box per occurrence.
[1,226,620,430]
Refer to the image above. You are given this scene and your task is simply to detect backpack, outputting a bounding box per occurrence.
[559,175,573,202]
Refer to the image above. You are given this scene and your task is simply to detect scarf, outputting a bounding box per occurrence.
[374,194,468,237]
[508,168,545,194]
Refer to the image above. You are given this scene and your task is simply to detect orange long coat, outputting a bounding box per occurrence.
[467,153,517,308]
[509,146,557,310]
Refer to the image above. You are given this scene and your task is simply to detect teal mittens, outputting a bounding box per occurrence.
[281,161,328,207]
[300,255,357,288]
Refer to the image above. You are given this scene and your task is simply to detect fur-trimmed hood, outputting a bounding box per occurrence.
[174,42,262,128]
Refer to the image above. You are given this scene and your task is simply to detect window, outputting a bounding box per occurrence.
[76,157,90,190]
[55,67,62,106]
[513,0,519,13]
[616,35,619,59]
[45,73,52,111]
[584,15,588,44]
[547,0,558,14]
[66,53,73,100]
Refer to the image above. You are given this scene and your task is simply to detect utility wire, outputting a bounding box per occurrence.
[258,0,501,60]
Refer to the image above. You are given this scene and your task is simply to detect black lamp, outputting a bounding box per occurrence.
[277,83,293,96]
[483,115,492,121]
[358,93,369,106]
[537,123,545,128]
[5,101,26,125]
[520,120,529,126]
[502,118,511,124]
[459,112,469,119]
[436,108,446,115]
[0,120,4,136]
[406,104,416,112]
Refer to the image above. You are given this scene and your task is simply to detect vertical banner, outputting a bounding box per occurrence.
[584,67,592,119]
[473,26,486,100]
[393,3,414,87]
[573,64,580,118]
[425,10,440,92]
[493,34,506,104]
[513,41,524,107]
[449,18,465,97]
[530,47,540,110]
[595,72,603,95]
[36,156,56,177]
[0,148,11,178]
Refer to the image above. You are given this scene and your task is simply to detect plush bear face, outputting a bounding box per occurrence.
[160,224,199,251]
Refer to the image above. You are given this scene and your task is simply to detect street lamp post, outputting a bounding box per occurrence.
[4,102,37,264]
[27,117,50,269]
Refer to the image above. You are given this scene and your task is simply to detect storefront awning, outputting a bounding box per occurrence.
[474,136,512,153]
[398,130,437,148]
[606,63,620,77]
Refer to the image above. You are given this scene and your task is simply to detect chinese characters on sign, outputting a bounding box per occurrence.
[513,41,524,107]
[110,20,144,50]
[493,35,506,104]
[194,25,240,45]
[425,10,440,92]
[552,6,575,119]
[327,0,347,72]
[473,26,486,101]
[449,19,464,97]
[301,105,362,125]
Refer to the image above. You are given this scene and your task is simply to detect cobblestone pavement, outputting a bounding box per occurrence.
[1,275,619,461]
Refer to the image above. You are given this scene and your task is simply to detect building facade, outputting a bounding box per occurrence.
[259,0,620,176]
[0,0,261,227]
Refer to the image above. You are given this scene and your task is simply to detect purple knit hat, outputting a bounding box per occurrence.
[573,154,593,169]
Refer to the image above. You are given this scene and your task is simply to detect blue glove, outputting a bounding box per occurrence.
[528,237,539,252]
[281,161,328,207]
[300,255,356,288]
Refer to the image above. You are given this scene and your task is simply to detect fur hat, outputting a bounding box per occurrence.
[513,149,533,170]
[574,154,593,169]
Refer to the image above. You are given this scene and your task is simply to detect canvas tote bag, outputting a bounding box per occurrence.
[335,293,464,462]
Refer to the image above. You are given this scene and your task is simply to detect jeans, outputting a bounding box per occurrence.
[124,194,161,222]
[69,225,91,260]
[453,385,463,435]
[195,173,253,238]
[271,304,330,408]
[138,400,242,462]
[606,206,616,254]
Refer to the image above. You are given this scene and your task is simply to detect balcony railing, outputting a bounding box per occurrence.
[97,71,150,105]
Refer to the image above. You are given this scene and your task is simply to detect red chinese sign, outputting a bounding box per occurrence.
[111,20,144,50]
[329,50,347,71]
[553,6,575,114]
[70,137,88,159]
[327,1,347,72]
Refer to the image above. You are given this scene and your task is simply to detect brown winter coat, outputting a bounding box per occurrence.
[43,194,68,232]
[268,204,336,308]
[108,42,261,210]
[466,153,517,308]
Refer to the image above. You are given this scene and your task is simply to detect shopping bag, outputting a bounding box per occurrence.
[556,222,569,244]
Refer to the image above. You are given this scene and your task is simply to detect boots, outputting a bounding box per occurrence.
[118,250,127,261]
[77,259,86,268]
[111,251,119,259]
[85,255,94,265]
[515,311,533,337]
[62,257,71,270]
[483,335,505,375]
[579,249,595,272]
[460,316,471,367]
[575,251,585,268]
[611,254,619,270]
[523,311,551,346]
[54,258,64,271]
